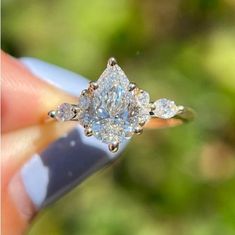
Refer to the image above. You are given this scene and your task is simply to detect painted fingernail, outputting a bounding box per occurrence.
[20,57,88,95]
[21,127,126,208]
[9,58,128,211]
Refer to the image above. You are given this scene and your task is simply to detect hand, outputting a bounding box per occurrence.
[2,51,127,235]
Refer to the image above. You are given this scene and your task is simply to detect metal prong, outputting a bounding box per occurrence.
[129,82,137,91]
[71,104,79,113]
[134,126,143,135]
[108,57,117,67]
[149,102,156,112]
[139,120,146,127]
[108,142,119,153]
[48,110,56,118]
[177,105,184,114]
[89,81,98,91]
[70,105,80,120]
[84,127,93,137]
[81,89,88,96]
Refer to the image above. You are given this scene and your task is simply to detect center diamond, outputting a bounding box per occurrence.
[78,60,151,145]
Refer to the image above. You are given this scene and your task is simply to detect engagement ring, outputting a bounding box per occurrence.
[48,58,194,152]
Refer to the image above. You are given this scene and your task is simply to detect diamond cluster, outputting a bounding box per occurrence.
[53,58,182,152]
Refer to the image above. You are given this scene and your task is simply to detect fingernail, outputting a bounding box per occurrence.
[20,57,88,96]
[9,58,128,211]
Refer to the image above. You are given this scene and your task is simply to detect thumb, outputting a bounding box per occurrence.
[1,51,76,133]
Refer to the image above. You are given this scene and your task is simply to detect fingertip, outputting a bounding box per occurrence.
[2,51,76,133]
[3,173,35,235]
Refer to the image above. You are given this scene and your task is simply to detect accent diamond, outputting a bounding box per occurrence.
[79,92,91,110]
[153,98,178,119]
[136,90,150,107]
[55,103,75,121]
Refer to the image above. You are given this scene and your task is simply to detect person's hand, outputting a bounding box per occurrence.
[2,51,127,235]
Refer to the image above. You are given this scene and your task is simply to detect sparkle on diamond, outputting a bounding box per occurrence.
[55,103,75,121]
[78,64,151,144]
[153,98,179,119]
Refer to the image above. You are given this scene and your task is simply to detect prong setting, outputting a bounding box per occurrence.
[149,102,156,112]
[134,126,143,135]
[89,81,98,91]
[108,57,117,66]
[48,110,56,118]
[108,142,119,153]
[129,82,137,91]
[177,105,184,114]
[84,127,93,137]
[81,89,88,96]
[139,120,146,127]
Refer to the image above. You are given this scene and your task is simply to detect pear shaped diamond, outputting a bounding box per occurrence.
[78,62,151,144]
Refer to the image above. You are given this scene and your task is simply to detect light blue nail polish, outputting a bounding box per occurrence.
[20,57,88,96]
[21,154,49,208]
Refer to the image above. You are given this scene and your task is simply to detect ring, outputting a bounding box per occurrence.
[48,58,195,153]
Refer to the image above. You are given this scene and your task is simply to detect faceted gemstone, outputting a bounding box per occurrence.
[153,98,178,119]
[92,119,126,143]
[78,64,151,144]
[55,103,75,121]
[79,92,91,110]
[135,90,151,123]
[136,90,150,107]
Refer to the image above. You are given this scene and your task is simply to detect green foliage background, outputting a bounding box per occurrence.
[2,0,235,234]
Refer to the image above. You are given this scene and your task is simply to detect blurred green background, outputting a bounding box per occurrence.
[2,0,235,234]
